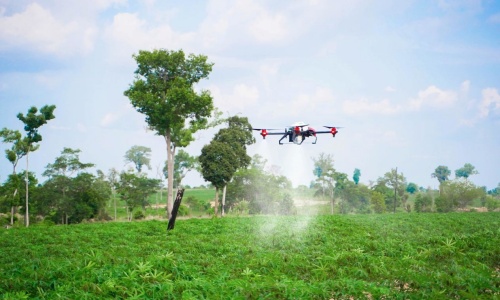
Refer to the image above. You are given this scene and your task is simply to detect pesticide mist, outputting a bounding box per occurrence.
[254,141,322,239]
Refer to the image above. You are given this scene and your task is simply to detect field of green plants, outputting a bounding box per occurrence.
[1,213,499,299]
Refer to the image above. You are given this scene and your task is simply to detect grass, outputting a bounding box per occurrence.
[1,213,499,299]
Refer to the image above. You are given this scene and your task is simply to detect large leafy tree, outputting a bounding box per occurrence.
[41,148,95,224]
[15,105,56,226]
[124,145,152,173]
[124,49,214,219]
[210,116,255,216]
[199,141,238,216]
[311,153,336,214]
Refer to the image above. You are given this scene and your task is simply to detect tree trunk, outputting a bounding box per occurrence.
[164,132,174,219]
[214,188,219,216]
[25,151,30,227]
[167,188,185,230]
[221,185,227,217]
[113,192,117,221]
[330,188,335,214]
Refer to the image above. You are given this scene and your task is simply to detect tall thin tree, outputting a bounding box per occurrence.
[16,105,56,226]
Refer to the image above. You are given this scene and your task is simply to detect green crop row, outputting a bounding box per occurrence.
[1,213,499,299]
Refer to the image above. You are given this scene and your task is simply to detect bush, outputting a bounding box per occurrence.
[133,210,145,220]
[178,204,189,216]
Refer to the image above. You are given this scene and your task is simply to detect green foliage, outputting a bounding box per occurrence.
[485,196,500,211]
[133,210,145,220]
[353,168,361,185]
[455,163,479,180]
[199,141,238,189]
[0,214,498,299]
[441,179,485,210]
[164,149,197,188]
[414,192,433,212]
[406,182,418,194]
[227,154,292,214]
[431,165,451,184]
[370,191,386,213]
[117,171,160,212]
[124,145,152,173]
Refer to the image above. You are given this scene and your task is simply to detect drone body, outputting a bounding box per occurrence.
[253,121,340,145]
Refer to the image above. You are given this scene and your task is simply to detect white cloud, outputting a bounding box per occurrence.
[385,86,396,92]
[104,12,195,63]
[409,85,457,110]
[478,88,500,117]
[343,98,401,115]
[210,83,259,111]
[248,12,289,43]
[489,13,500,23]
[0,3,97,56]
[460,80,470,93]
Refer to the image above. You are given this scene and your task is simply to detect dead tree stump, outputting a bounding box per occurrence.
[167,188,185,230]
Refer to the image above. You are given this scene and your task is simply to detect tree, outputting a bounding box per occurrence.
[312,153,336,213]
[226,154,292,215]
[116,170,160,220]
[163,149,197,188]
[41,148,95,224]
[370,191,386,213]
[455,163,479,181]
[211,116,254,216]
[124,145,152,173]
[441,179,484,210]
[353,168,361,185]
[124,49,215,219]
[16,105,56,226]
[0,129,29,225]
[379,168,407,213]
[414,192,433,212]
[431,165,451,195]
[199,141,238,216]
[406,182,418,194]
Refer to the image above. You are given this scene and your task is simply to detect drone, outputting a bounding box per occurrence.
[252,121,341,145]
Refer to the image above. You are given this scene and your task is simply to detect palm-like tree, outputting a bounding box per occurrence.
[431,165,451,194]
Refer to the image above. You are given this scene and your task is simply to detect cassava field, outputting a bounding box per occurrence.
[1,213,499,299]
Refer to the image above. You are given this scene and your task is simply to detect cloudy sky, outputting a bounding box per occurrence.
[1,0,499,190]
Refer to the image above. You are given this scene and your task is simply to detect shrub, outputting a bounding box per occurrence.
[133,210,145,220]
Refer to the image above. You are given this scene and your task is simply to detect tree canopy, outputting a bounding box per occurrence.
[124,49,215,218]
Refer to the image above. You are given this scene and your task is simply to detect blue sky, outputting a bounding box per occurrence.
[0,0,499,190]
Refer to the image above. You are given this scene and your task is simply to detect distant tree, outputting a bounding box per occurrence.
[124,49,216,219]
[370,191,386,213]
[406,182,418,194]
[414,192,433,212]
[163,149,197,188]
[455,163,479,181]
[41,148,96,224]
[441,179,484,210]
[116,170,160,220]
[211,116,254,216]
[107,168,119,220]
[353,168,361,185]
[312,153,336,213]
[16,105,56,226]
[0,129,28,225]
[431,165,451,195]
[199,141,238,216]
[226,154,292,215]
[124,145,152,173]
[379,168,407,213]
